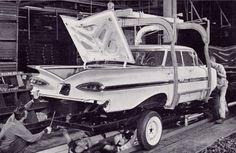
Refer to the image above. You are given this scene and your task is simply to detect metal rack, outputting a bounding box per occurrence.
[0,2,19,72]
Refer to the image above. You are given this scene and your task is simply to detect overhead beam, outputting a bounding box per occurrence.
[58,0,107,7]
[21,6,79,15]
[19,1,48,7]
[0,1,18,6]
[19,0,107,7]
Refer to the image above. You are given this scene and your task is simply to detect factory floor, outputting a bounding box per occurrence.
[22,108,236,153]
[137,111,236,153]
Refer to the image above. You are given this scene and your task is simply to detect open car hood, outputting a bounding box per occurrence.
[60,10,135,64]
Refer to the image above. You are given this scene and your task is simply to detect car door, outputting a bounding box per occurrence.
[165,50,191,105]
[181,50,208,101]
[188,51,209,100]
[175,51,194,103]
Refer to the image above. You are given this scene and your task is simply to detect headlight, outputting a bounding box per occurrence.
[30,77,49,86]
[76,82,105,92]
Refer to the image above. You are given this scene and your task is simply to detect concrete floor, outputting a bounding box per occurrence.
[23,108,236,153]
[140,115,236,153]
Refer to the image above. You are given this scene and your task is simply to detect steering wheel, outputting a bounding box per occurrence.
[143,57,156,66]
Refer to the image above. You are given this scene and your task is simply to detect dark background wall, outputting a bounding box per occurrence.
[14,0,236,71]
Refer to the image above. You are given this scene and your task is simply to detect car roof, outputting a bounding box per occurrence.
[130,45,194,52]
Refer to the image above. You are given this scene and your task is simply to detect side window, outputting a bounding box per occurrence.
[198,58,204,65]
[193,52,204,66]
[182,51,194,66]
[176,51,183,66]
[132,51,145,65]
[165,51,183,66]
[154,51,165,66]
[132,51,164,66]
[142,51,164,66]
[193,53,199,66]
[165,51,172,66]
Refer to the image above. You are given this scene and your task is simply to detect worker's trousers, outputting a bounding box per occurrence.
[218,84,228,119]
[1,137,28,153]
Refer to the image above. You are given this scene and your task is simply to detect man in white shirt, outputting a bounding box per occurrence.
[210,56,229,124]
[0,91,52,153]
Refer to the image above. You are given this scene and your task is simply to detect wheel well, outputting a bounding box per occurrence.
[138,93,167,110]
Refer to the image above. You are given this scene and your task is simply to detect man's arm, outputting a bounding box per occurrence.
[24,90,40,110]
[24,99,34,110]
[217,65,227,78]
[0,124,6,140]
[12,123,45,143]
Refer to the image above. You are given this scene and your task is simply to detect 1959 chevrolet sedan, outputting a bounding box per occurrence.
[30,10,217,150]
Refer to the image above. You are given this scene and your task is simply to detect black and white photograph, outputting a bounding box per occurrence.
[0,0,236,152]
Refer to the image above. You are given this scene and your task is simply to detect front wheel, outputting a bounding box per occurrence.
[137,111,163,150]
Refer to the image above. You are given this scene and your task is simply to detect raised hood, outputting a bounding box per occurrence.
[60,10,135,64]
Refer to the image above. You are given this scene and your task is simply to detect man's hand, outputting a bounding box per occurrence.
[44,126,52,134]
[25,90,40,110]
[32,90,40,100]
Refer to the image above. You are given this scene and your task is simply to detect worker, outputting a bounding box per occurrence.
[0,91,52,153]
[210,56,229,124]
[104,130,137,152]
[63,128,137,153]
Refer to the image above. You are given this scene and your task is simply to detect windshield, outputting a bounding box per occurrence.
[132,50,164,66]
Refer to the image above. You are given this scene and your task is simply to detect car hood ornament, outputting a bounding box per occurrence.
[60,10,135,64]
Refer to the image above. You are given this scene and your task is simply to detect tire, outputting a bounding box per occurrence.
[137,111,163,150]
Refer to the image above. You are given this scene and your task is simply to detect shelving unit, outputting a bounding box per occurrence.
[18,6,79,72]
[0,2,19,72]
[0,71,31,106]
[0,71,49,123]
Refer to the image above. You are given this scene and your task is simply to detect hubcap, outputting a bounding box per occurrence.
[145,116,162,146]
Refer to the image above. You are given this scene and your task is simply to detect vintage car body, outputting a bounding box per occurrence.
[30,10,217,150]
[31,45,217,113]
[31,10,216,113]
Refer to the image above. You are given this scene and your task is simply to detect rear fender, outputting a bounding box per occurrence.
[138,93,167,109]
